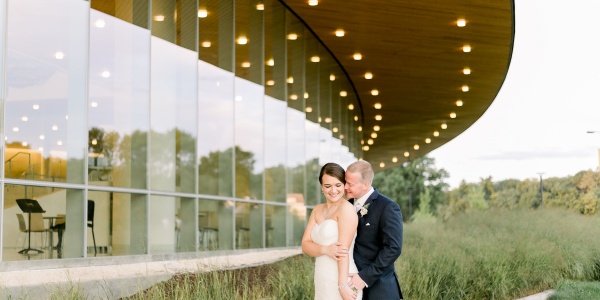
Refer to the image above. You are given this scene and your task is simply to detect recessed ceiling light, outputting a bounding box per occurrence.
[354,116,358,121]
[287,33,298,40]
[363,146,370,151]
[433,131,440,137]
[310,56,320,62]
[425,138,431,143]
[353,53,362,60]
[325,117,332,123]
[375,115,382,121]
[308,0,318,6]
[450,112,457,118]
[414,144,419,150]
[256,3,264,10]
[306,107,313,112]
[371,89,379,96]
[154,15,165,22]
[379,162,385,168]
[365,72,373,79]
[457,18,466,27]
[358,126,362,131]
[340,91,347,97]
[463,45,471,52]
[463,67,471,75]
[348,104,354,110]
[241,62,251,68]
[236,36,248,45]
[201,41,211,48]
[392,157,398,163]
[374,103,382,109]
[287,77,294,83]
[371,132,378,138]
[404,151,410,157]
[335,29,345,37]
[441,123,448,129]
[373,125,380,131]
[304,92,309,99]
[333,127,338,133]
[456,100,463,106]
[330,74,336,81]
[289,94,298,100]
[462,85,469,92]
[94,19,106,28]
[266,80,275,86]
[198,9,208,18]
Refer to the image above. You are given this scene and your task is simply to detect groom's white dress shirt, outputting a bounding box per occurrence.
[354,187,375,212]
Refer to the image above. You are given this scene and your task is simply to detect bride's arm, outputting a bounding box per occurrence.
[302,205,331,257]
[337,203,359,297]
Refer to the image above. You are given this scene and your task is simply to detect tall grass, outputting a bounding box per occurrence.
[69,208,600,299]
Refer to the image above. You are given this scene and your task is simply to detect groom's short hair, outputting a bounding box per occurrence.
[347,160,374,183]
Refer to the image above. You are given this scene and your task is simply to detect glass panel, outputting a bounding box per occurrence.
[287,195,305,246]
[88,10,150,189]
[150,0,197,51]
[199,198,233,250]
[5,0,88,184]
[235,202,263,249]
[234,78,264,200]
[265,204,286,247]
[197,61,234,197]
[149,195,177,254]
[264,0,285,100]
[264,95,287,202]
[235,0,263,84]
[177,197,197,252]
[306,121,321,205]
[199,0,234,71]
[150,37,197,193]
[91,0,150,29]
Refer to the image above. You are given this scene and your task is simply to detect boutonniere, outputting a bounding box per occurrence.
[360,203,370,217]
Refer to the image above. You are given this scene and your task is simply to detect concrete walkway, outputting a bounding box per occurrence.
[517,290,555,300]
[0,248,302,299]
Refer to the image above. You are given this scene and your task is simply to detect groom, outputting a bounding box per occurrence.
[345,160,403,299]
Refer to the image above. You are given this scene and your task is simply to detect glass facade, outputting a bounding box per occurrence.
[0,0,361,263]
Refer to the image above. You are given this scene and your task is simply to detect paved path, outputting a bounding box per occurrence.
[517,290,555,300]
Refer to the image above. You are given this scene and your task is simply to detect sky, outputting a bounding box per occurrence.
[429,0,600,188]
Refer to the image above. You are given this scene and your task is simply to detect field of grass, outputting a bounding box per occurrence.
[549,280,600,299]
[113,208,600,299]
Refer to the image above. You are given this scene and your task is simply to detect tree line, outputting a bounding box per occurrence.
[373,156,600,222]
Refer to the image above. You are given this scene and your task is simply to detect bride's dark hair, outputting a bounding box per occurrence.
[318,163,346,184]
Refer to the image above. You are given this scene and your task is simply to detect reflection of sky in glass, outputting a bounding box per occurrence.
[235,77,264,173]
[197,61,234,157]
[264,95,287,168]
[318,126,332,165]
[287,109,306,166]
[88,10,150,135]
[305,121,320,162]
[5,0,87,159]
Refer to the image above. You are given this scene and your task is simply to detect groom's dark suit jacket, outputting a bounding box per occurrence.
[352,189,403,300]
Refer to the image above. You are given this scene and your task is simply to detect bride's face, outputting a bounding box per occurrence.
[321,174,345,203]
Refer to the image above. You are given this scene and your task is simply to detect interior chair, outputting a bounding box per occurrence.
[51,214,66,252]
[16,213,28,248]
[88,200,97,254]
[16,213,50,249]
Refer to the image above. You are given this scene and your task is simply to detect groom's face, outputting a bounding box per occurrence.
[345,171,370,199]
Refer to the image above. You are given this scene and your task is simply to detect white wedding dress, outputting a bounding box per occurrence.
[311,219,363,300]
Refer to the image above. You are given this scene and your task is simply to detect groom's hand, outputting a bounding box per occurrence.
[322,242,348,260]
[347,273,367,291]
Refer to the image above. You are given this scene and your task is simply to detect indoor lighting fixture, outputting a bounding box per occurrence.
[456,100,463,106]
[266,80,275,86]
[310,56,320,62]
[457,18,466,27]
[363,146,370,151]
[365,72,373,79]
[375,115,382,121]
[55,52,64,59]
[21,116,28,122]
[348,104,354,110]
[361,140,364,145]
[335,29,345,37]
[433,131,440,137]
[306,107,313,112]
[325,117,332,123]
[256,3,264,10]
[304,92,309,99]
[463,45,471,52]
[450,112,457,118]
[266,58,274,66]
[441,123,448,129]
[367,139,374,145]
[287,33,298,40]
[371,89,379,96]
[371,132,378,138]
[33,104,40,110]
[289,94,298,100]
[380,162,385,168]
[153,15,165,22]
[333,127,338,133]
[308,0,318,6]
[414,144,420,150]
[340,91,347,97]
[57,141,63,146]
[201,41,211,47]
[241,62,251,68]
[404,151,410,157]
[330,74,335,81]
[462,85,469,92]
[287,77,294,83]
[392,157,398,163]
[373,125,380,131]
[425,138,431,143]
[463,67,471,75]
[374,103,382,109]
[237,36,248,44]
[198,9,208,18]
[353,53,362,60]
[354,116,358,121]
[358,126,362,131]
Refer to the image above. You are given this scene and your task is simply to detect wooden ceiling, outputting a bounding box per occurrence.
[282,0,514,168]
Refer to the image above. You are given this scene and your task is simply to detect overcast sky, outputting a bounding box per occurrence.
[429,0,600,188]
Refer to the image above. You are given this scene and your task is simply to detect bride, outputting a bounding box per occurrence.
[302,163,361,300]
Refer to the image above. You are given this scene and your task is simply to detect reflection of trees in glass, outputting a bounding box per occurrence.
[198,146,261,198]
[265,164,286,202]
[304,158,320,205]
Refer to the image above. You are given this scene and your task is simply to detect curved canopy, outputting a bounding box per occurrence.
[283,0,515,167]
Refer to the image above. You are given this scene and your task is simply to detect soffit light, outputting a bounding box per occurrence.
[441,123,448,129]
[340,91,347,97]
[375,115,382,121]
[463,45,471,52]
[371,132,377,138]
[256,4,264,10]
[457,18,466,27]
[266,58,274,66]
[153,15,165,22]
[348,104,354,110]
[450,113,457,118]
[379,162,385,168]
[308,0,318,6]
[335,29,345,37]
[374,103,382,109]
[373,125,380,131]
[371,89,379,96]
[201,41,211,48]
[237,36,248,45]
[414,144,419,150]
[287,33,298,40]
[198,9,208,18]
[425,138,431,143]
[306,107,313,112]
[310,56,320,62]
[365,72,373,79]
[330,74,336,81]
[463,67,471,75]
[404,151,410,157]
[353,53,362,60]
[433,131,440,137]
[392,157,398,163]
[462,85,469,92]
[367,139,374,145]
[456,100,463,106]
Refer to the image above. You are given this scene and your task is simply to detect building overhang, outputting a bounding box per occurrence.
[282,0,515,168]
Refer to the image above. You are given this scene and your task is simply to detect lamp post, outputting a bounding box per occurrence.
[536,172,544,208]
